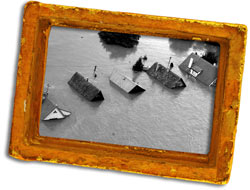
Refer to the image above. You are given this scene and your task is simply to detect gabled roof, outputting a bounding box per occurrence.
[147,63,186,89]
[109,70,145,93]
[40,98,58,120]
[68,72,104,101]
[179,53,218,86]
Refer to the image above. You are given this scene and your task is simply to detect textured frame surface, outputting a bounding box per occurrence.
[9,1,247,184]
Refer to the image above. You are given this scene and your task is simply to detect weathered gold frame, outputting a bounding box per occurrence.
[9,1,247,184]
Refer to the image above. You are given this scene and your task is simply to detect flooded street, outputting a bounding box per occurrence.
[39,27,219,154]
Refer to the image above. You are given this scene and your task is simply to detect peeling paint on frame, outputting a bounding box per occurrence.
[8,1,247,185]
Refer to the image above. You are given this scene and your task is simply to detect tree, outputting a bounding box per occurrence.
[201,51,218,65]
[132,57,144,72]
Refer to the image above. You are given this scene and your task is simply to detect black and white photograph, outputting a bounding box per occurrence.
[2,0,249,189]
[40,27,220,154]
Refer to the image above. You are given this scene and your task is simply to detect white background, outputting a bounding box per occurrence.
[0,0,249,189]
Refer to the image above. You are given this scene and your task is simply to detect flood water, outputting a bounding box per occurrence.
[39,27,219,154]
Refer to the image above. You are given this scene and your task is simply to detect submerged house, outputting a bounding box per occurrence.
[41,98,71,121]
[68,72,104,101]
[179,53,218,86]
[146,62,186,89]
[109,70,145,93]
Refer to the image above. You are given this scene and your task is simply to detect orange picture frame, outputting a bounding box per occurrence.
[9,1,247,184]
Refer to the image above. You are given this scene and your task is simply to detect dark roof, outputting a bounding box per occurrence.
[179,53,218,86]
[147,63,186,89]
[68,72,104,101]
[192,65,203,73]
[40,98,57,119]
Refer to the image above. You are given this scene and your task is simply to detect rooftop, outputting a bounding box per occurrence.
[68,72,104,101]
[179,53,218,86]
[147,62,186,89]
[40,98,57,120]
[110,70,145,94]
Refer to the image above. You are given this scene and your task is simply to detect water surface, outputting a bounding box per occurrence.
[39,27,219,154]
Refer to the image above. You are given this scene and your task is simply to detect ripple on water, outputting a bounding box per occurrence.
[39,27,219,154]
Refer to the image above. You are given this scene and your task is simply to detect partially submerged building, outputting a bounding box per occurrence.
[110,70,145,93]
[68,72,104,101]
[41,98,71,121]
[147,63,186,89]
[179,53,218,86]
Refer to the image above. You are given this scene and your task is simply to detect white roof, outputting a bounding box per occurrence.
[109,70,144,93]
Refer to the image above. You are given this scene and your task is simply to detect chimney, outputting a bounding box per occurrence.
[188,57,193,68]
